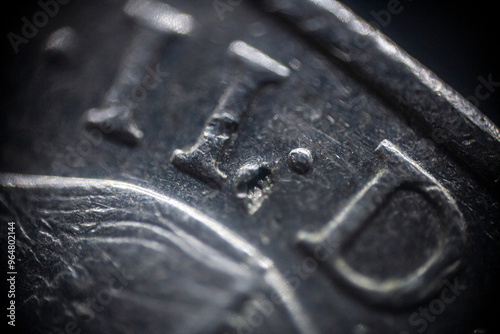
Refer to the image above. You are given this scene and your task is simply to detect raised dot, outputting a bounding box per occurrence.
[288,148,312,174]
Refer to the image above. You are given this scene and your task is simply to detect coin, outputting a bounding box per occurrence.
[1,1,499,333]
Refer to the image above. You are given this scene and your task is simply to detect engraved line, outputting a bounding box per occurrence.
[0,173,318,334]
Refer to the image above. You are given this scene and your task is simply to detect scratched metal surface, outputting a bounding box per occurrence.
[1,0,499,334]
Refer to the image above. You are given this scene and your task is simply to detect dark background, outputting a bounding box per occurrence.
[1,0,499,124]
[341,0,500,125]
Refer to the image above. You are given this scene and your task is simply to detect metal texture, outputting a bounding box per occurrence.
[1,0,499,334]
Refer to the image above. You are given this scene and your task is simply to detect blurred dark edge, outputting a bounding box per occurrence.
[1,0,499,123]
[341,0,500,126]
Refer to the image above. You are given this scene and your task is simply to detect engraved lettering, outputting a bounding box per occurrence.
[296,140,467,306]
[84,0,195,145]
[171,41,290,186]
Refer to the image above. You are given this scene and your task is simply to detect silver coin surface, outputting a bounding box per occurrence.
[1,1,499,334]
